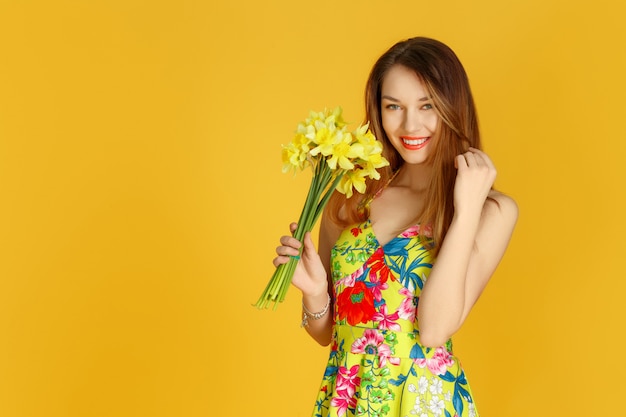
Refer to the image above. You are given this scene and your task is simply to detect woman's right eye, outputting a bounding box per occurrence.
[385,104,401,110]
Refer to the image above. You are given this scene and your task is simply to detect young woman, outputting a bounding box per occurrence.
[273,37,518,417]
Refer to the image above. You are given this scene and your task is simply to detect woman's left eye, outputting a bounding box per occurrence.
[422,103,433,110]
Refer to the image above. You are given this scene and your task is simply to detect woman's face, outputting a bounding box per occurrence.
[380,65,439,165]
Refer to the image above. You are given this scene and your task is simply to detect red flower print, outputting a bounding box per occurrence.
[367,247,393,283]
[336,281,376,325]
[350,227,362,237]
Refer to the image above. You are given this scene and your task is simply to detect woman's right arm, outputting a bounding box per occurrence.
[273,209,341,346]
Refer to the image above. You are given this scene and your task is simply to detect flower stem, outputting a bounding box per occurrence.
[254,161,344,309]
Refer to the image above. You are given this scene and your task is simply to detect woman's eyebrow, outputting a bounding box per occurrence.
[381,95,431,102]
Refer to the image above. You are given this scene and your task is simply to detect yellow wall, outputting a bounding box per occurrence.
[1,0,624,416]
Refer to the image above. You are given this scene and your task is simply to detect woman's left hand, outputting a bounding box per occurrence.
[453,147,497,215]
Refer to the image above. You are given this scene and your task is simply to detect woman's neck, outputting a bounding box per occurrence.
[393,163,432,192]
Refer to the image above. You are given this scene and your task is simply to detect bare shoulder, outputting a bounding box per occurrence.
[484,190,519,224]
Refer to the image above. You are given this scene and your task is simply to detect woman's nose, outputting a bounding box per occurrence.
[403,109,422,132]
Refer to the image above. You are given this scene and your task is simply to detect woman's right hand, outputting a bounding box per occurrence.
[273,222,328,297]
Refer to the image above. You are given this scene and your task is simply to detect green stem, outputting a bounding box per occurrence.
[313,169,345,225]
[255,160,343,309]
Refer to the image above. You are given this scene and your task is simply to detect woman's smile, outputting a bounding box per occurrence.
[400,136,431,150]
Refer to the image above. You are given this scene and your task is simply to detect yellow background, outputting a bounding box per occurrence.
[0,0,624,416]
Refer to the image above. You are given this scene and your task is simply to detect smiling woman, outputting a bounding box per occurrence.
[272,37,518,417]
[1,1,624,416]
[380,65,439,164]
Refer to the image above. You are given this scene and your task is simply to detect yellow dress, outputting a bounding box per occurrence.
[312,219,478,417]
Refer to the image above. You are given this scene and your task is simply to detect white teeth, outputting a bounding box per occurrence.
[402,137,428,145]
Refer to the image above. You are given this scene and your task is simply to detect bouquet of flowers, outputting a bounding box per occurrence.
[255,107,389,310]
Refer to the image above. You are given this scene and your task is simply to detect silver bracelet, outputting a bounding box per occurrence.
[300,294,331,328]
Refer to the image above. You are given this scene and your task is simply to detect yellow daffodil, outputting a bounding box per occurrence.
[337,168,369,198]
[326,132,362,170]
[354,124,383,159]
[304,107,347,129]
[295,123,316,149]
[309,126,343,156]
[256,106,389,310]
[360,153,388,180]
[281,144,301,173]
[282,129,314,173]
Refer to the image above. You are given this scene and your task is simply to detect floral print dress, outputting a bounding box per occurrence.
[312,219,478,417]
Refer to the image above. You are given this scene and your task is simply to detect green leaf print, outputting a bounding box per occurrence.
[370,389,384,403]
[383,390,394,401]
[346,251,355,264]
[384,332,397,344]
[361,370,376,387]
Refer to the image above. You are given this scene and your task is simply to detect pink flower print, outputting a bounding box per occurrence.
[375,341,401,367]
[351,328,384,355]
[413,346,455,376]
[335,265,362,288]
[331,394,357,417]
[400,225,420,238]
[399,224,433,238]
[351,329,399,367]
[373,304,401,331]
[398,287,417,322]
[368,269,389,302]
[335,364,361,397]
[331,365,361,416]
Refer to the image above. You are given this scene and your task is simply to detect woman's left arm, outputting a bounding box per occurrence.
[417,148,518,347]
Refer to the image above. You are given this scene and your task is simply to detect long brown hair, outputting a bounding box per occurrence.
[326,37,481,255]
